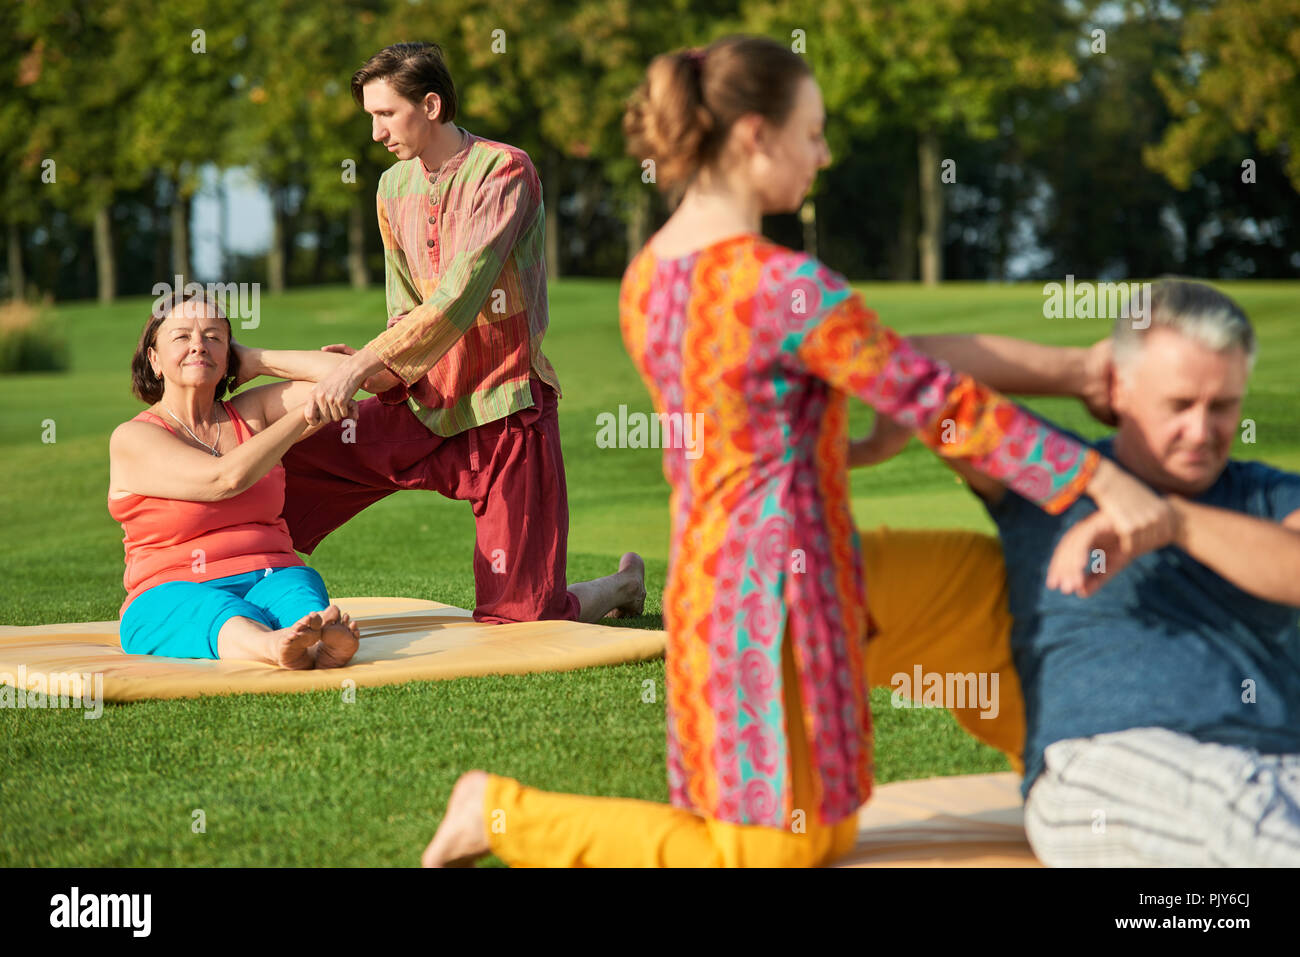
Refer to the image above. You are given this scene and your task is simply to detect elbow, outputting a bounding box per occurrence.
[211,466,246,501]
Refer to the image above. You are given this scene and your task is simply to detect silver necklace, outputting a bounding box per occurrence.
[162,404,222,457]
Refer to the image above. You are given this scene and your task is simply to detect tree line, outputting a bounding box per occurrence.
[2,0,1297,303]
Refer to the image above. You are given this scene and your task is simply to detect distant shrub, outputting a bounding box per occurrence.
[0,300,69,373]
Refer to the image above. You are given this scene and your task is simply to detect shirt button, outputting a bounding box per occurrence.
[428,215,436,225]
[428,174,435,184]
[427,239,435,247]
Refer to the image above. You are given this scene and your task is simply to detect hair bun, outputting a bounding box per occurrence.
[623,35,812,195]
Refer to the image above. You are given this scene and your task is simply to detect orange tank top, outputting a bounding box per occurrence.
[107,401,303,616]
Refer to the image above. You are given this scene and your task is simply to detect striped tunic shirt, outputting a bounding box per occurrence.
[367,127,562,436]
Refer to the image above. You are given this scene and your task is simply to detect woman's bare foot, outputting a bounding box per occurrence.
[314,605,360,669]
[422,770,492,867]
[604,552,646,619]
[272,611,324,670]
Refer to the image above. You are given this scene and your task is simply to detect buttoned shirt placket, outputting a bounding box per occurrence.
[424,167,441,275]
[419,129,469,279]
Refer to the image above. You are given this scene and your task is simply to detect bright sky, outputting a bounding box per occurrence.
[190,165,275,280]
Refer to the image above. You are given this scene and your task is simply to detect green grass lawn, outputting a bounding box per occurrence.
[2,278,1297,866]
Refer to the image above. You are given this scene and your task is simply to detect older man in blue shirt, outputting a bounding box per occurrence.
[952,279,1300,865]
[860,278,1300,866]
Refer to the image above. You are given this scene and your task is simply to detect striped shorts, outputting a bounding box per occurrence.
[1024,726,1300,866]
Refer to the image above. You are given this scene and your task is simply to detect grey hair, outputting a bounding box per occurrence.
[1112,278,1257,379]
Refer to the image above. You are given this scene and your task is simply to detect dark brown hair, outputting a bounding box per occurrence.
[351,42,458,123]
[623,35,812,194]
[131,290,239,405]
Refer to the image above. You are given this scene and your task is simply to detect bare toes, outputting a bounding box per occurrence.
[315,623,359,669]
[277,613,324,670]
[291,610,324,637]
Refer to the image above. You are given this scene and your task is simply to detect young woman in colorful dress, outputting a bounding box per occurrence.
[420,35,1174,867]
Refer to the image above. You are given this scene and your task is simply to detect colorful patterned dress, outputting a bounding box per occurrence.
[619,234,1099,830]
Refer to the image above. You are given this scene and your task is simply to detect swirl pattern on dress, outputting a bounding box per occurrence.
[619,235,1096,829]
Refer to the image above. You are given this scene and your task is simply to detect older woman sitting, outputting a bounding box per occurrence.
[108,291,383,670]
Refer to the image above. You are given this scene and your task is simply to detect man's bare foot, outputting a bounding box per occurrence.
[273,611,324,670]
[315,605,360,669]
[604,552,646,619]
[422,770,492,868]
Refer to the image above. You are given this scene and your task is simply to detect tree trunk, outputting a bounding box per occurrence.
[153,182,169,283]
[892,142,918,280]
[170,187,191,281]
[626,189,650,264]
[918,128,943,286]
[268,189,286,294]
[799,199,818,260]
[94,204,116,303]
[217,173,229,277]
[309,210,326,286]
[7,222,24,301]
[348,194,369,289]
[544,151,560,279]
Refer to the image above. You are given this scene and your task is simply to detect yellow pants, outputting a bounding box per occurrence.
[481,527,1021,867]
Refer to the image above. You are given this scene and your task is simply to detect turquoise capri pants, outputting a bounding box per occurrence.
[119,565,332,659]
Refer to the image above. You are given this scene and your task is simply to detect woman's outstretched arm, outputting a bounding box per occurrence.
[110,404,322,503]
[906,334,1116,425]
[228,343,400,431]
[786,256,1176,554]
[231,342,399,394]
[848,336,1113,469]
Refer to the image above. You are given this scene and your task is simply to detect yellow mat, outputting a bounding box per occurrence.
[838,772,1041,867]
[3,604,1040,864]
[0,597,666,701]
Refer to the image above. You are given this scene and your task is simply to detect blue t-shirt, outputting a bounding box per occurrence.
[987,434,1300,799]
